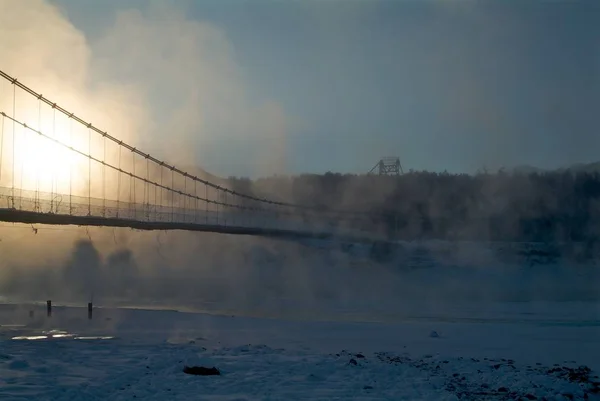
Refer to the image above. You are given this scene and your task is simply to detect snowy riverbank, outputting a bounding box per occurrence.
[1,303,598,400]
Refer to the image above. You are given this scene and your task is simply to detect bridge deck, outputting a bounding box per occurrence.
[0,70,389,245]
[0,208,383,244]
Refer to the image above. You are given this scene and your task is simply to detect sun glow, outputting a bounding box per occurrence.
[9,107,90,197]
[1,88,129,207]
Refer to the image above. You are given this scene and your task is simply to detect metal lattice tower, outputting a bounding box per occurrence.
[369,157,403,176]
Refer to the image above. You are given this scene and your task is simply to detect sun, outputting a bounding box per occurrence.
[11,110,88,198]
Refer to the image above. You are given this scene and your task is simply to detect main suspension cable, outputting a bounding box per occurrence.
[0,112,278,213]
[0,69,318,210]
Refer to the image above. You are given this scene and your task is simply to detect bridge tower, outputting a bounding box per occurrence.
[369,157,403,176]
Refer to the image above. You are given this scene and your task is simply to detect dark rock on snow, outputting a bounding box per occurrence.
[183,366,221,376]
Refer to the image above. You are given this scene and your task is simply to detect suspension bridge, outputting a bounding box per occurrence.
[0,70,384,243]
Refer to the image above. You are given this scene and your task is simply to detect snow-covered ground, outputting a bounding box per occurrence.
[1,231,599,399]
[0,302,599,400]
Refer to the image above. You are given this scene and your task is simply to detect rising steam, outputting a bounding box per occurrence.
[0,0,288,267]
[0,1,597,325]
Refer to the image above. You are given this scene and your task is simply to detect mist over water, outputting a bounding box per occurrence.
[0,0,598,325]
[0,224,598,324]
[0,0,291,314]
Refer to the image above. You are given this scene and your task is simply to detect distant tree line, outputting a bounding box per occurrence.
[227,170,600,243]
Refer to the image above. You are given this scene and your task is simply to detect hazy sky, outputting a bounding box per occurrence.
[38,0,600,176]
